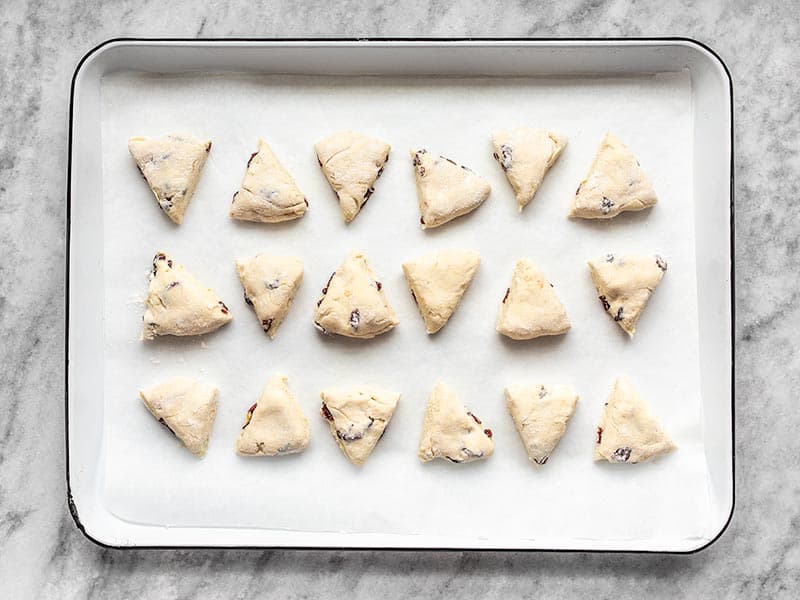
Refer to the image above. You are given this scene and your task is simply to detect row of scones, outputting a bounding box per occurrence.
[139,375,676,466]
[128,129,658,227]
[141,249,668,342]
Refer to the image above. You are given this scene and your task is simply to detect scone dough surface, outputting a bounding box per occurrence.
[588,253,667,337]
[402,249,480,334]
[410,149,491,228]
[506,383,578,466]
[418,381,494,464]
[496,259,570,340]
[231,139,308,223]
[492,127,566,211]
[594,376,676,464]
[320,386,401,466]
[139,376,218,457]
[128,133,211,224]
[314,251,398,339]
[236,374,310,456]
[236,254,303,339]
[569,133,657,219]
[315,131,390,223]
[142,252,232,340]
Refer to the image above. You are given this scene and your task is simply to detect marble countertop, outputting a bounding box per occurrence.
[1,1,797,597]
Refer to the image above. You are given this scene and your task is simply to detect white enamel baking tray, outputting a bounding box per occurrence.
[66,39,733,551]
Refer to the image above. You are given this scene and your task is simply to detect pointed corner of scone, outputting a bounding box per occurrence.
[320,386,400,466]
[411,149,491,229]
[594,376,676,464]
[496,259,570,340]
[230,139,308,224]
[588,253,667,337]
[142,251,232,340]
[569,133,657,220]
[236,254,304,339]
[139,376,218,457]
[418,381,494,464]
[313,250,398,339]
[402,249,481,334]
[491,127,567,211]
[315,131,390,223]
[235,374,310,457]
[505,383,578,467]
[128,133,211,224]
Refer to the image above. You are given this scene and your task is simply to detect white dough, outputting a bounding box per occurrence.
[139,377,218,457]
[230,139,308,223]
[418,381,494,464]
[315,131,390,223]
[128,133,211,224]
[569,133,657,219]
[492,127,566,211]
[594,376,676,464]
[236,254,303,339]
[410,149,491,229]
[402,249,480,334]
[142,252,232,340]
[320,386,401,466]
[505,383,578,467]
[588,253,667,337]
[313,250,398,339]
[496,259,570,340]
[236,374,310,456]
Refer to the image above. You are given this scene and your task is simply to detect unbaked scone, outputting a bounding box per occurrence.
[594,376,676,464]
[236,374,310,456]
[315,131,390,223]
[418,381,494,464]
[410,149,491,229]
[230,139,308,223]
[128,134,211,224]
[314,250,398,338]
[492,127,566,211]
[142,252,232,340]
[402,249,480,334]
[569,133,657,219]
[320,386,401,466]
[139,377,218,457]
[506,383,578,466]
[236,254,303,339]
[496,259,570,340]
[588,253,667,337]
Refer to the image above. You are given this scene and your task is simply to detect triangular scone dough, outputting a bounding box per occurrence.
[402,249,480,334]
[492,127,566,211]
[128,134,211,224]
[594,376,676,464]
[410,149,491,229]
[496,259,571,340]
[236,374,310,456]
[505,383,578,467]
[142,252,232,340]
[418,381,494,464]
[569,133,657,219]
[320,386,401,466]
[230,139,308,223]
[236,254,303,339]
[139,377,218,457]
[315,131,390,223]
[314,251,398,339]
[588,253,667,337]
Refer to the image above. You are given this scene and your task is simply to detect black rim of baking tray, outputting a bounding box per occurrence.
[65,36,735,554]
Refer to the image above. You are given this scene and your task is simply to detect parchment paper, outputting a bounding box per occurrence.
[98,70,712,545]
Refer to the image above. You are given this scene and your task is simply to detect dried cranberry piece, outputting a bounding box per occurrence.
[246,151,258,168]
[599,295,611,311]
[261,318,273,333]
[321,403,334,421]
[218,301,229,315]
[242,403,257,429]
[483,428,492,438]
[467,412,482,425]
[502,288,510,303]
[596,427,604,444]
